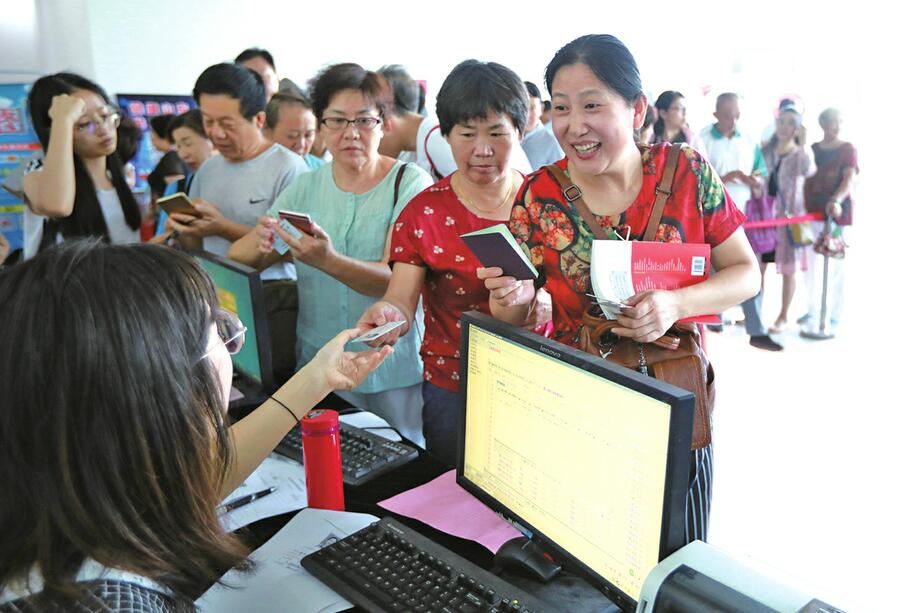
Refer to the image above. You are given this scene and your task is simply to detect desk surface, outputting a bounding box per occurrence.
[239,448,621,613]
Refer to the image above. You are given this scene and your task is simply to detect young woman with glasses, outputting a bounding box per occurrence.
[21,73,142,260]
[229,63,433,447]
[0,239,390,611]
[652,90,693,145]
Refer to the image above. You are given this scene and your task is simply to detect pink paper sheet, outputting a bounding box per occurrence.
[378,470,521,554]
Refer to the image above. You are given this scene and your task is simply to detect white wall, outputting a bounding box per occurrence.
[7,0,872,145]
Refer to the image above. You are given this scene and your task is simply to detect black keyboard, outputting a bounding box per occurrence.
[274,421,419,487]
[301,517,554,613]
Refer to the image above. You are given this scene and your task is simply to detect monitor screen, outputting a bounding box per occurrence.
[458,312,693,610]
[193,251,272,390]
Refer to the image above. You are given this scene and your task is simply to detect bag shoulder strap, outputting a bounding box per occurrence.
[643,144,683,241]
[423,125,443,180]
[543,163,610,241]
[393,162,408,209]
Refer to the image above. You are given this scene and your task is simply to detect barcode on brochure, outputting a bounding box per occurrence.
[691,256,706,276]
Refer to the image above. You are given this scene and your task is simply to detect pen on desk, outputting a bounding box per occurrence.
[219,486,277,513]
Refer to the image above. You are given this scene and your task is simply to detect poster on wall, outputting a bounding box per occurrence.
[115,93,195,202]
[0,82,41,261]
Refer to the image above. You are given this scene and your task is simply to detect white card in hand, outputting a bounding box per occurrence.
[354,320,406,344]
[272,218,304,255]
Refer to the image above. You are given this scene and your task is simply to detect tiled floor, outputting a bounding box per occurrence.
[703,256,918,611]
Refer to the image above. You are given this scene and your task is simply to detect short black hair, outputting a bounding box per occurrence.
[265,93,312,129]
[435,59,528,137]
[310,63,390,123]
[234,47,276,71]
[149,114,174,140]
[542,100,551,113]
[524,81,541,100]
[378,64,420,117]
[545,34,643,104]
[193,63,265,120]
[116,116,142,162]
[168,109,207,141]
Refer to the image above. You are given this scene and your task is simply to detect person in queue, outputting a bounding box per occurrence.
[478,34,760,543]
[356,59,549,466]
[651,90,693,144]
[228,63,432,445]
[21,73,142,260]
[0,240,390,611]
[263,92,323,171]
[234,47,279,101]
[760,103,814,333]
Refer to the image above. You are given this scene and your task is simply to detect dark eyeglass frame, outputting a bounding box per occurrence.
[319,116,383,131]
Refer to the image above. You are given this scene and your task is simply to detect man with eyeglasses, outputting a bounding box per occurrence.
[169,62,306,380]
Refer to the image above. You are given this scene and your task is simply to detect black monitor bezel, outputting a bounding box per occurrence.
[456,311,694,611]
[188,249,276,393]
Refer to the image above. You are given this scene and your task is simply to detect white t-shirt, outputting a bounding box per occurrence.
[521,125,565,171]
[412,114,533,181]
[692,125,767,212]
[23,185,141,260]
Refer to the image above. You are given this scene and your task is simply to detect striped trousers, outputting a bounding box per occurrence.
[685,444,714,543]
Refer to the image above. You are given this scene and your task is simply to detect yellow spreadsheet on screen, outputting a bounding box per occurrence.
[463,327,672,600]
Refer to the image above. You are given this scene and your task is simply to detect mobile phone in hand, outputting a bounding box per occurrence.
[277,210,313,234]
[156,192,200,218]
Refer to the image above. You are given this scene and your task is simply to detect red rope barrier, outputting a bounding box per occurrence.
[742,212,823,229]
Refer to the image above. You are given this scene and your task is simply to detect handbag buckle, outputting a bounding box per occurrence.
[563,184,583,202]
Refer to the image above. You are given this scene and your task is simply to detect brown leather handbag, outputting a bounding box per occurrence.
[545,145,716,449]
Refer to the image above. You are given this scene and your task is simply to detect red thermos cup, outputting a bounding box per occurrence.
[300,409,344,511]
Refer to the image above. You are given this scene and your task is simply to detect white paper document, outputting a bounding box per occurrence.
[219,454,307,532]
[340,410,402,442]
[590,240,634,319]
[197,508,379,613]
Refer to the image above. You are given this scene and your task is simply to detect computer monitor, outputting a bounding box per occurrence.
[191,250,275,393]
[457,311,694,611]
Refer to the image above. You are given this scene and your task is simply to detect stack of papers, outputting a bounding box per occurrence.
[220,454,307,532]
[198,508,378,612]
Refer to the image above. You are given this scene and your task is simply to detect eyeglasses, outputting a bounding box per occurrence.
[74,109,121,135]
[320,116,382,131]
[201,308,247,359]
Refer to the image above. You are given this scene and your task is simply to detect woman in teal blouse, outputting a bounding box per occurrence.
[229,63,432,445]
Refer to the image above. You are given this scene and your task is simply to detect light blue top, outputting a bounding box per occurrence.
[304,154,326,171]
[268,161,433,393]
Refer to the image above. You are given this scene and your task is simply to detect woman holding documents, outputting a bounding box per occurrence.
[228,63,432,446]
[355,60,546,467]
[480,35,761,542]
[0,240,389,611]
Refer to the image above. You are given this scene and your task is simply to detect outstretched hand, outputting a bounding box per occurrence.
[312,327,393,391]
[356,301,408,347]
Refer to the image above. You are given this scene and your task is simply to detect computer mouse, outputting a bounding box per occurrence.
[494,536,562,582]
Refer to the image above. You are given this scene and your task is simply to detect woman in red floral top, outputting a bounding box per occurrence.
[357,60,548,467]
[480,35,761,543]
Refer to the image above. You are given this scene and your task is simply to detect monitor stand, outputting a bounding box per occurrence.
[494,536,562,583]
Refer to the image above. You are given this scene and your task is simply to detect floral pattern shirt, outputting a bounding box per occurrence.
[509,142,746,346]
[390,176,500,391]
